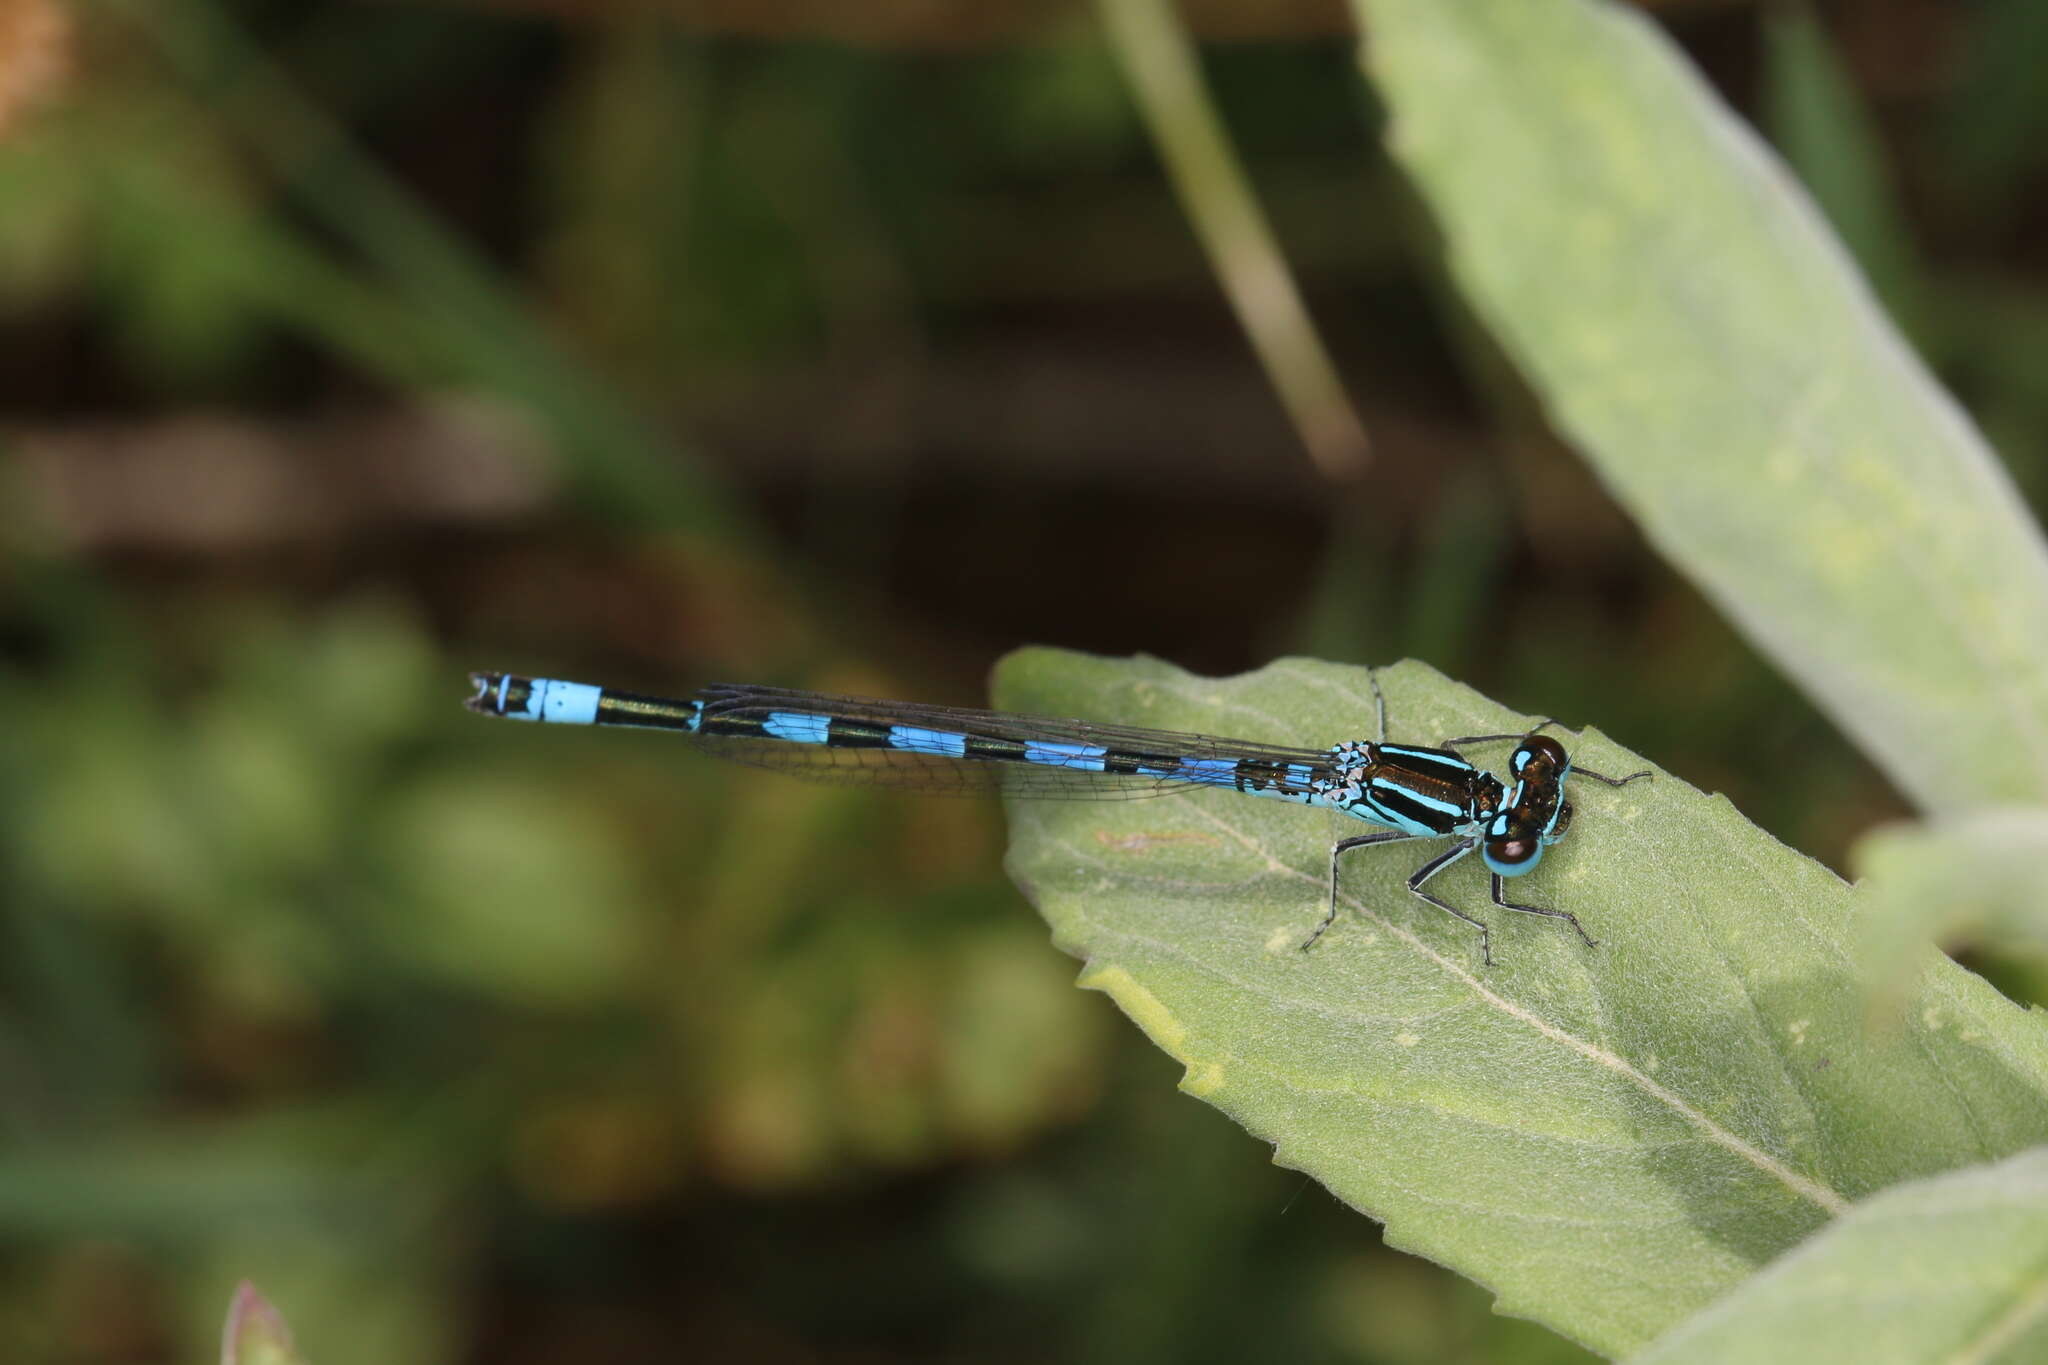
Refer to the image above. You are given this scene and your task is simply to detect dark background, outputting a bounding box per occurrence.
[1,0,2043,1359]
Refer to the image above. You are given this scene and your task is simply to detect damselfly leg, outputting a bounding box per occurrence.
[1491,873,1597,949]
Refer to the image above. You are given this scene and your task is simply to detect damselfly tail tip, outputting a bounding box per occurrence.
[464,671,505,713]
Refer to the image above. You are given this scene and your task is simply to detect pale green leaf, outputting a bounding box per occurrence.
[1852,808,2048,998]
[995,650,2048,1357]
[1630,1146,2048,1365]
[1353,0,2048,812]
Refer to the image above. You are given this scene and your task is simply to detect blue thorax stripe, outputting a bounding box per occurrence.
[1376,745,1475,783]
[1362,782,1458,837]
[1370,777,1463,819]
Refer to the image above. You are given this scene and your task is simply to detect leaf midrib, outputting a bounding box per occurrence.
[1037,785,1854,1217]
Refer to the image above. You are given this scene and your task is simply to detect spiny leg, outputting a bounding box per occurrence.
[1440,719,1559,752]
[1406,841,1492,967]
[1303,829,1426,951]
[1442,722,1654,788]
[1573,765,1653,787]
[1491,873,1598,949]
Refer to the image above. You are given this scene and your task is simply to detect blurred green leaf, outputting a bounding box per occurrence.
[1354,0,2048,813]
[1760,5,1922,333]
[982,39,1134,171]
[687,872,1107,1186]
[0,1093,479,1360]
[533,29,709,383]
[1939,0,2048,213]
[0,1126,366,1241]
[371,775,640,1007]
[4,598,659,1019]
[92,0,743,531]
[1851,808,2048,995]
[994,649,2048,1356]
[1630,1146,2048,1365]
[0,98,439,388]
[0,116,84,306]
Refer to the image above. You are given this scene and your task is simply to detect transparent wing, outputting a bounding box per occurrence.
[686,684,1345,801]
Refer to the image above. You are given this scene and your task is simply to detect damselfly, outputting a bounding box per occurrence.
[465,670,1651,966]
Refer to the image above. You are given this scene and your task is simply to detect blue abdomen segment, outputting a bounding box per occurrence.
[764,711,831,744]
[1023,740,1107,772]
[496,677,603,725]
[467,673,703,732]
[887,725,968,758]
[1164,757,1237,784]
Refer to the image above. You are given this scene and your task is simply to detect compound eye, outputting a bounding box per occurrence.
[1513,734,1569,776]
[1483,834,1543,875]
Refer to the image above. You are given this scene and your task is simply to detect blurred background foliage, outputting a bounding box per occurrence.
[0,0,2043,1359]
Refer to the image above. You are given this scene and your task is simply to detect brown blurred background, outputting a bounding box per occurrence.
[0,0,2042,1360]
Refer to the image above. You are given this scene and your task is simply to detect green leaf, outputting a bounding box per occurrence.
[1352,0,2048,813]
[993,649,2048,1357]
[1851,808,2048,997]
[1630,1146,2048,1364]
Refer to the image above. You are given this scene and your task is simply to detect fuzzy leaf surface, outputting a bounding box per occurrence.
[996,650,2048,1356]
[1631,1146,2048,1365]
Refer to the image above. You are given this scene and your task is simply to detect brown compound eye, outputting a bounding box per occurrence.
[1513,734,1569,779]
[1482,823,1548,875]
[1487,835,1537,866]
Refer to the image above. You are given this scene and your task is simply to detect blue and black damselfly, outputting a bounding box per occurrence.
[466,670,1651,966]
